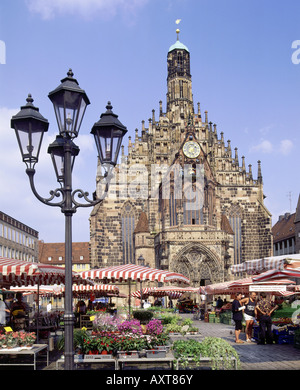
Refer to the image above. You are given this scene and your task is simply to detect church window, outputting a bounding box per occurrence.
[183,186,203,225]
[121,203,135,264]
[169,192,178,226]
[179,80,183,98]
[229,205,242,268]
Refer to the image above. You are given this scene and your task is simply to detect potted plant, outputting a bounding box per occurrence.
[24,332,36,347]
[5,332,18,349]
[83,337,100,355]
[172,339,202,368]
[97,334,115,355]
[172,338,240,370]
[200,337,240,370]
[57,328,89,355]
[115,334,145,358]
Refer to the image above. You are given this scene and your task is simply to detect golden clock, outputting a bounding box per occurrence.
[183,141,200,158]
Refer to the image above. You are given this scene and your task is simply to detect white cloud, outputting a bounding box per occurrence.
[250,139,273,154]
[249,138,294,156]
[279,139,293,156]
[25,0,148,20]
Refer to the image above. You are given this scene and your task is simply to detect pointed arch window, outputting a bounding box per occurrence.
[229,205,242,268]
[169,191,178,226]
[121,203,135,264]
[183,185,204,225]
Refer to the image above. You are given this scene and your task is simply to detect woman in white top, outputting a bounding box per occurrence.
[241,292,257,342]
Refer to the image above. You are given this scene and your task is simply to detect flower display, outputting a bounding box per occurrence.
[0,331,36,349]
[92,313,122,332]
[117,319,143,335]
[146,319,163,335]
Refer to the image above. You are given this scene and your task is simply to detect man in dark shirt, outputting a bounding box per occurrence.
[232,292,244,343]
[256,292,278,345]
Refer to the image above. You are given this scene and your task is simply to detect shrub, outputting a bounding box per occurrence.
[133,310,153,324]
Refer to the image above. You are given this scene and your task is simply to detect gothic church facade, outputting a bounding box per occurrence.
[89,32,273,285]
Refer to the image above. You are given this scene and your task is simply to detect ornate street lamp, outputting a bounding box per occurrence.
[48,69,90,138]
[11,70,127,370]
[11,94,49,169]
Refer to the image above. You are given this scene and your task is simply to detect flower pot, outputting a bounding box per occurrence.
[101,350,108,355]
[88,350,99,355]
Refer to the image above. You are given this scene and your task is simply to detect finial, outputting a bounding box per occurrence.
[257,160,262,183]
[67,68,74,78]
[26,94,34,105]
[106,101,113,111]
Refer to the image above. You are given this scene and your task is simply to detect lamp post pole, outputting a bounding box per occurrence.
[138,254,145,309]
[11,70,127,370]
[63,139,75,368]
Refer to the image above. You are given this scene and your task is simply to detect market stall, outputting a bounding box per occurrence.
[130,286,203,310]
[0,256,93,343]
[203,274,297,324]
[80,264,190,316]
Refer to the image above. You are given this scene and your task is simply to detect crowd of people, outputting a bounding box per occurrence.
[231,291,278,344]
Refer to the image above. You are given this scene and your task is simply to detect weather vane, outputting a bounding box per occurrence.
[175,19,181,40]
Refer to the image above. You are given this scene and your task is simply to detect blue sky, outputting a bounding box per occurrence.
[0,0,300,243]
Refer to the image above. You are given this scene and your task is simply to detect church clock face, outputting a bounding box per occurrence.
[183,141,200,158]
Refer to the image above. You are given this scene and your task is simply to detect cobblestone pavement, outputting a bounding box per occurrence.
[182,314,300,370]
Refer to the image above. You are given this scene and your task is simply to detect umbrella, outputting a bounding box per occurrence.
[80,264,190,315]
[230,254,300,275]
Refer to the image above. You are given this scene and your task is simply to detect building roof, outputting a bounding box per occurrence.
[134,212,150,233]
[168,40,189,53]
[221,214,234,235]
[272,213,295,243]
[38,241,89,265]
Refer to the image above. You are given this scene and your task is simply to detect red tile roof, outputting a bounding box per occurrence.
[38,241,90,265]
[272,213,295,243]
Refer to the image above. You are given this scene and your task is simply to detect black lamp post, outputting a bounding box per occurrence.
[11,69,127,370]
[137,254,145,309]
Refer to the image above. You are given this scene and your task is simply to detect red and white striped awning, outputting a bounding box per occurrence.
[230,255,300,275]
[131,286,202,298]
[252,260,300,283]
[204,274,296,295]
[80,264,190,285]
[204,280,245,295]
[229,276,296,287]
[10,285,63,296]
[0,256,92,287]
[62,284,120,295]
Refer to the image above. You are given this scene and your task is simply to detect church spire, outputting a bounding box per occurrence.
[166,23,193,118]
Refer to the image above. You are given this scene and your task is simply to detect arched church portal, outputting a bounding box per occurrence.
[170,244,223,286]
